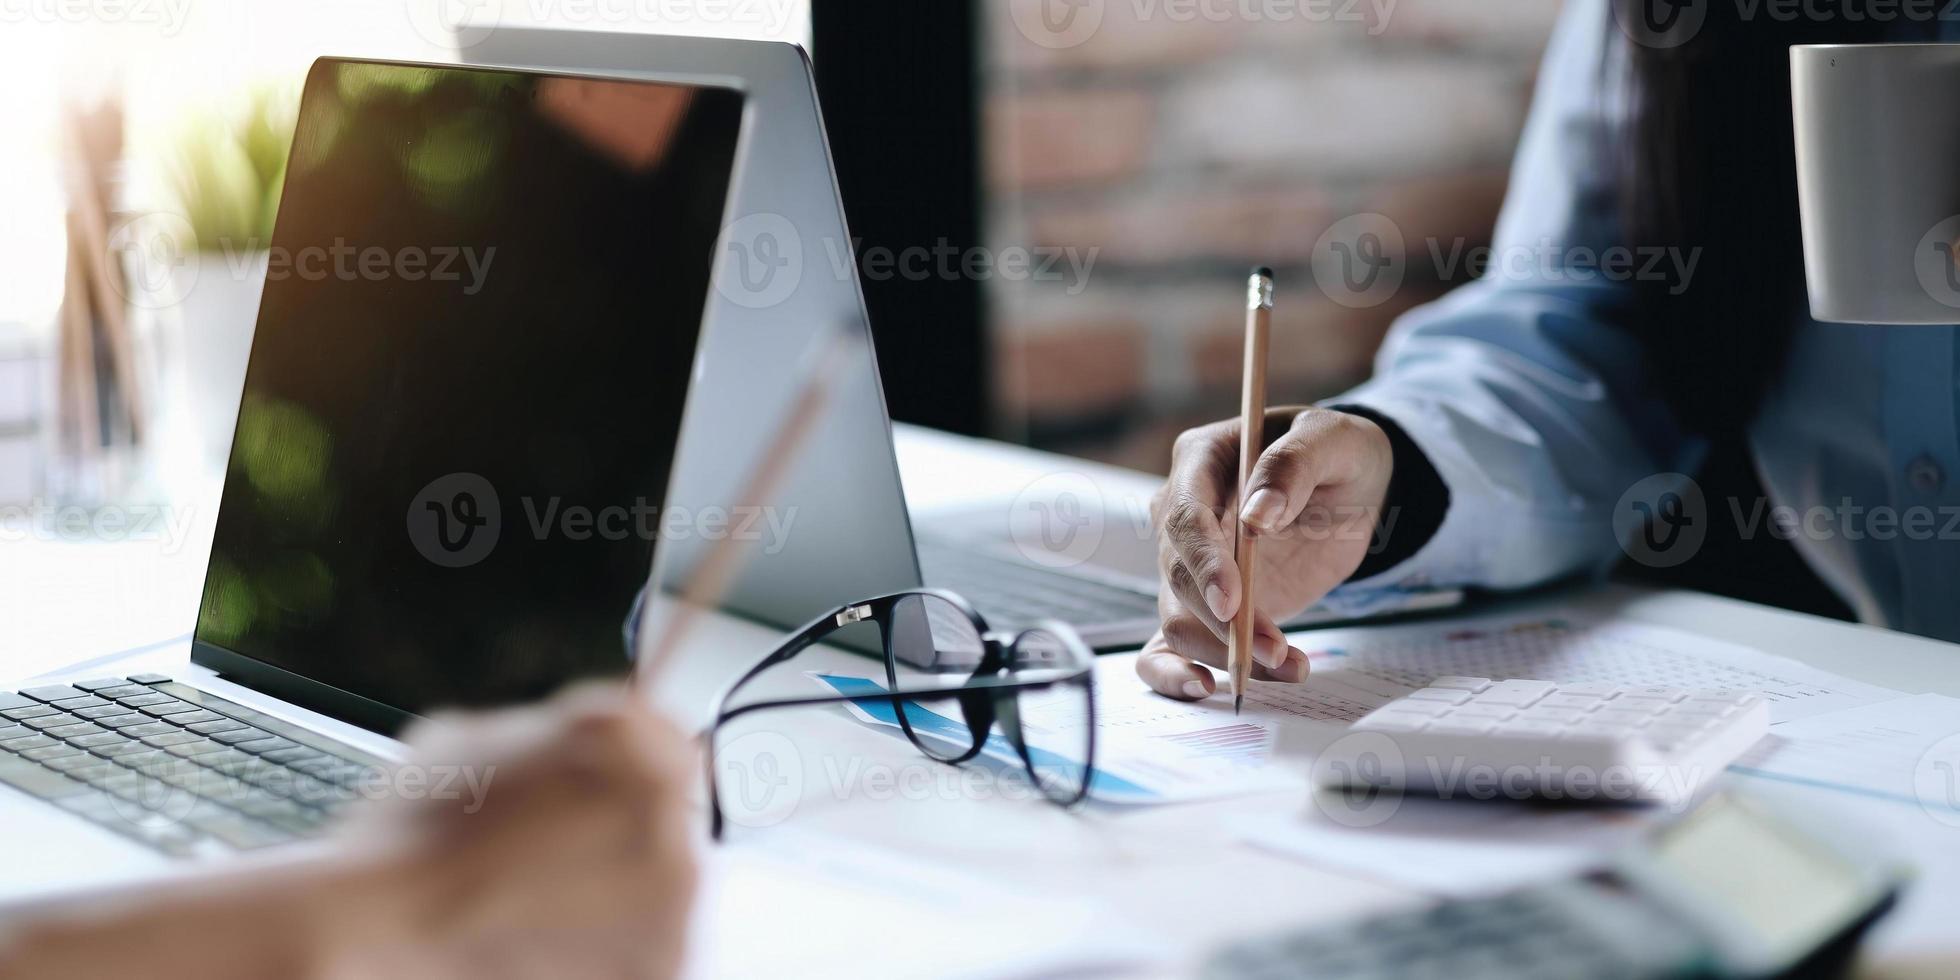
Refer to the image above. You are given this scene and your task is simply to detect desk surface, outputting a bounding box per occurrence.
[656,579,1960,974]
[8,425,1960,976]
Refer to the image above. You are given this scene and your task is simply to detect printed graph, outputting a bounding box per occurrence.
[1153,723,1271,763]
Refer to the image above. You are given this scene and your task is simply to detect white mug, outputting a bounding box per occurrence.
[1792,43,1960,325]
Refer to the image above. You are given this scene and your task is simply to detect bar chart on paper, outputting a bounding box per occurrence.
[1153,723,1271,762]
[812,665,1307,804]
[1019,672,1299,798]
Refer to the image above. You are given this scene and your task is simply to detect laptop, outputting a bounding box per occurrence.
[0,36,1456,901]
[465,30,1460,651]
[0,56,748,900]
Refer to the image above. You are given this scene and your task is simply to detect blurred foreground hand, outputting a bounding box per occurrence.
[0,684,697,980]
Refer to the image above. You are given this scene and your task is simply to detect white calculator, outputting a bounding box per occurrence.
[1313,678,1769,807]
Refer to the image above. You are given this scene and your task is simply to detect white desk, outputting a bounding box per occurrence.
[9,425,1960,977]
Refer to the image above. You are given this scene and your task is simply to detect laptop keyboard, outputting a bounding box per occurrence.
[919,543,1157,630]
[0,675,386,857]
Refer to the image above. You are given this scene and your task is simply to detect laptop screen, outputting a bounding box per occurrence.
[193,60,744,721]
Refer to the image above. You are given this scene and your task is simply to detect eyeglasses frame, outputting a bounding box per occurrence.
[700,588,1097,839]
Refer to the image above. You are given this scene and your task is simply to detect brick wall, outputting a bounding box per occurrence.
[982,0,1564,471]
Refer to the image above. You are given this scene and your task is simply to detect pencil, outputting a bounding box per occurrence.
[633,325,857,687]
[1229,267,1274,715]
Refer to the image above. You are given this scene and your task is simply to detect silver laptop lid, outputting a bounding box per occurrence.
[462,30,925,639]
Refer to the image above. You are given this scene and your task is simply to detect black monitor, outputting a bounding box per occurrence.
[191,59,746,732]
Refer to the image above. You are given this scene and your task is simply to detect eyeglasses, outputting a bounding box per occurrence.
[703,589,1097,838]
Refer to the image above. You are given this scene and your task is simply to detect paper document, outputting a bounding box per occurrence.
[693,827,1158,979]
[1289,618,1901,725]
[814,656,1308,804]
[810,615,1900,810]
[1234,794,1667,897]
[1730,693,1960,814]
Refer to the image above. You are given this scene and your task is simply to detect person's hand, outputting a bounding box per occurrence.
[330,684,699,979]
[0,685,698,980]
[1138,407,1393,700]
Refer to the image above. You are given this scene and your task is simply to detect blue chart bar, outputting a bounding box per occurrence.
[814,673,1157,799]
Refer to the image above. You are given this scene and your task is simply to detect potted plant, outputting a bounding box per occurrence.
[149,84,296,474]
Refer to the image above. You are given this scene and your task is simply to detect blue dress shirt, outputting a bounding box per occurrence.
[1325,3,1960,642]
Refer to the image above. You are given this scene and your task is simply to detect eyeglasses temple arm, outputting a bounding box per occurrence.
[702,612,853,841]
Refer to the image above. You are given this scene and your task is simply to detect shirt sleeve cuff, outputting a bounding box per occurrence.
[1315,390,1508,616]
[1329,403,1449,582]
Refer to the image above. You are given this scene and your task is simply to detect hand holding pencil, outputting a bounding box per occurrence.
[1134,269,1397,704]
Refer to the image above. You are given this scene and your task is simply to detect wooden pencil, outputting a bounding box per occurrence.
[632,326,857,687]
[1229,267,1274,714]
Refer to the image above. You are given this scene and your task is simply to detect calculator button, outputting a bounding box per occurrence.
[1428,676,1492,693]
[1591,709,1655,727]
[1538,694,1606,711]
[1555,684,1621,699]
[1408,688,1473,705]
[1517,706,1587,724]
[1684,688,1744,701]
[1476,680,1555,707]
[1617,687,1688,704]
[1663,702,1732,720]
[1378,699,1452,717]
